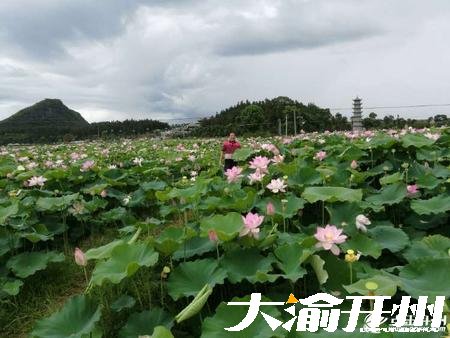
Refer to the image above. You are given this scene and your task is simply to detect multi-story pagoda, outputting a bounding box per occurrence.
[352,96,364,132]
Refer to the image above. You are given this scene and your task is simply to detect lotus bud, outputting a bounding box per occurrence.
[350,160,358,169]
[266,202,275,216]
[74,247,87,267]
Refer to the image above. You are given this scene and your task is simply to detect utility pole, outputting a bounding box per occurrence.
[278,118,281,135]
[293,111,297,135]
[285,114,288,136]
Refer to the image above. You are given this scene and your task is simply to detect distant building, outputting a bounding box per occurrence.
[352,96,364,132]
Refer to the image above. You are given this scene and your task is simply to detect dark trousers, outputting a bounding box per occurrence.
[224,159,237,172]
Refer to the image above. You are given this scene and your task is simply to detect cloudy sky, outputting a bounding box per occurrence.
[1,0,450,123]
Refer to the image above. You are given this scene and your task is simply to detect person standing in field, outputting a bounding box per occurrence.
[220,132,241,172]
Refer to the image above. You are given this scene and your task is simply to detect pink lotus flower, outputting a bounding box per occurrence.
[248,169,265,184]
[225,166,243,183]
[208,229,218,242]
[266,178,287,193]
[240,212,264,239]
[100,190,108,198]
[27,176,47,187]
[271,155,284,164]
[80,160,95,172]
[407,184,419,196]
[314,151,327,161]
[266,202,275,216]
[314,224,347,255]
[350,160,358,169]
[74,247,87,266]
[249,156,270,173]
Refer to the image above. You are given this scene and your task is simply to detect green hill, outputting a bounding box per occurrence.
[0,99,89,143]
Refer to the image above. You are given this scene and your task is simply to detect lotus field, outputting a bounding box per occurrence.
[1,129,450,337]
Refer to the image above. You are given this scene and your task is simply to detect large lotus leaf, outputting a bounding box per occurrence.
[1,278,23,296]
[31,294,101,338]
[201,296,282,338]
[150,326,174,338]
[410,194,450,215]
[379,172,403,185]
[365,183,406,206]
[0,201,19,223]
[172,237,215,261]
[368,226,409,253]
[85,239,125,260]
[233,147,254,161]
[35,193,79,212]
[302,187,362,203]
[0,228,21,256]
[398,257,450,298]
[153,226,195,256]
[141,180,167,191]
[342,233,382,259]
[403,235,450,263]
[200,212,243,241]
[308,254,328,285]
[344,275,399,296]
[91,242,159,286]
[21,224,54,243]
[118,308,173,338]
[363,134,396,149]
[274,243,309,282]
[220,248,277,283]
[415,172,441,190]
[326,202,362,230]
[111,295,136,312]
[101,207,127,222]
[7,251,64,278]
[167,258,226,300]
[287,166,322,186]
[401,133,435,148]
[255,193,305,218]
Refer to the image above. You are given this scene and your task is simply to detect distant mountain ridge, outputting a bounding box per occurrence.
[0,98,89,128]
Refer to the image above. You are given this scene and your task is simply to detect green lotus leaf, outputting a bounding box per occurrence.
[91,242,159,286]
[342,233,382,259]
[344,275,399,296]
[200,212,243,242]
[232,147,254,161]
[274,242,309,282]
[100,207,128,222]
[201,295,282,338]
[0,201,19,224]
[415,172,441,190]
[150,326,174,338]
[286,166,322,187]
[256,193,305,218]
[403,235,450,263]
[401,133,435,148]
[308,254,328,285]
[35,193,79,212]
[172,236,215,261]
[118,308,173,338]
[379,172,403,185]
[302,187,362,203]
[1,278,23,296]
[153,226,195,256]
[7,251,64,278]
[398,257,450,298]
[31,294,101,338]
[365,183,406,206]
[167,258,226,300]
[141,180,167,191]
[368,225,409,253]
[326,202,362,231]
[220,248,277,283]
[111,295,136,312]
[85,239,125,260]
[410,194,450,215]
